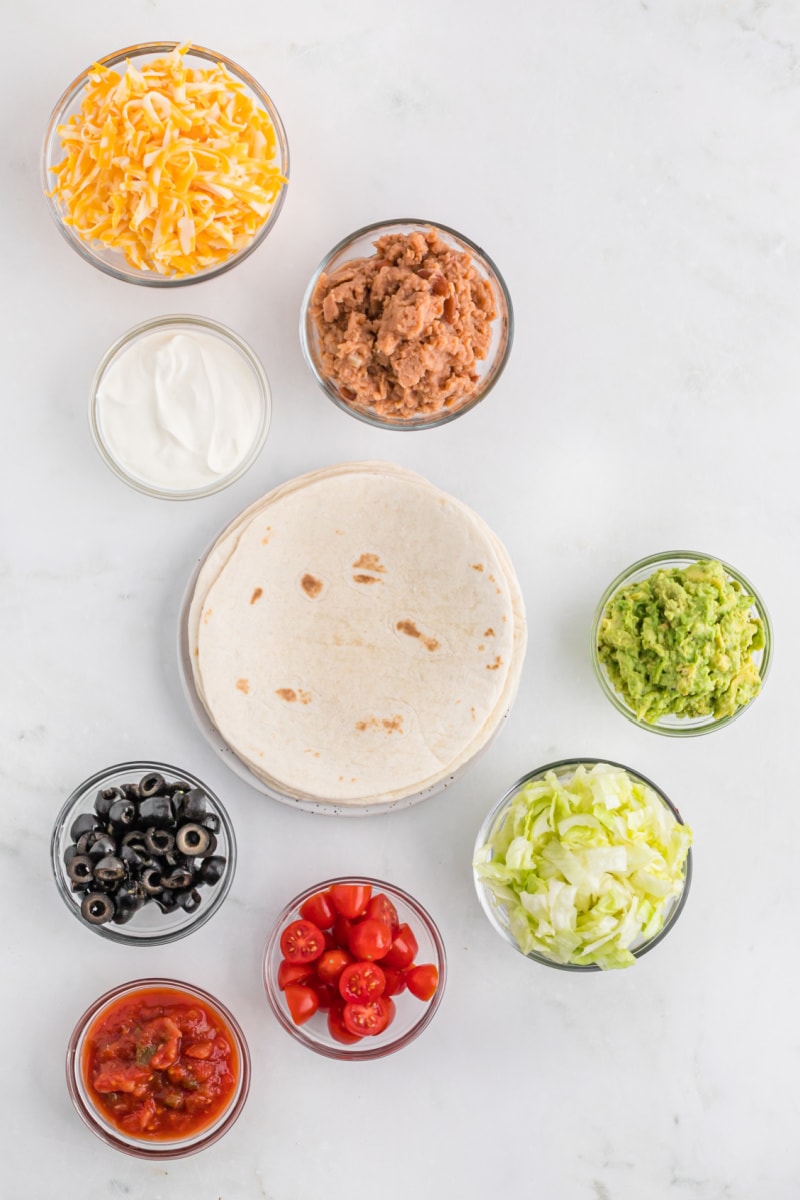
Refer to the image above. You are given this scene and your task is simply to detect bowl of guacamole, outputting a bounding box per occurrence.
[591,551,772,736]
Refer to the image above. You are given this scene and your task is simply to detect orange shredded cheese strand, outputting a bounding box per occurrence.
[50,45,286,276]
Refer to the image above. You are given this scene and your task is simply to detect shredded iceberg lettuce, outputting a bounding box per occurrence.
[474,763,692,969]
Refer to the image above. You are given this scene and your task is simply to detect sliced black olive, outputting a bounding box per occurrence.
[161,867,194,890]
[121,782,140,800]
[88,834,117,860]
[94,787,123,818]
[108,798,137,829]
[138,795,173,827]
[179,788,207,821]
[163,848,190,868]
[63,843,79,869]
[70,811,100,842]
[77,828,104,855]
[93,854,126,883]
[112,891,140,924]
[176,888,202,913]
[80,892,115,925]
[175,822,211,856]
[139,772,167,798]
[199,855,227,886]
[169,780,192,798]
[67,854,94,885]
[119,843,145,868]
[156,890,178,912]
[143,827,174,855]
[140,866,164,895]
[200,812,220,834]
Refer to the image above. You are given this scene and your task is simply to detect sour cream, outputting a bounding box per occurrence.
[93,319,269,497]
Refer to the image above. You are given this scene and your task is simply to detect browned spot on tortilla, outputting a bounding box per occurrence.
[193,647,199,657]
[502,615,507,623]
[339,775,344,781]
[298,690,312,705]
[485,628,495,637]
[261,526,272,545]
[486,656,503,671]
[352,553,386,573]
[276,688,297,702]
[356,714,403,734]
[236,678,250,694]
[353,574,382,585]
[250,587,263,604]
[471,563,484,572]
[335,529,343,535]
[471,706,476,720]
[203,608,213,624]
[302,573,323,598]
[489,574,496,583]
[396,619,439,652]
[478,644,485,652]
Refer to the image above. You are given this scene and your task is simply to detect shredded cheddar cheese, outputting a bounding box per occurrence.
[50,45,286,276]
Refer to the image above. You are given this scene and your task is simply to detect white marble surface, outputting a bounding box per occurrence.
[3,1,800,1196]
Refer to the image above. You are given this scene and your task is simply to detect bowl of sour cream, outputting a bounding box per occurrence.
[90,315,271,499]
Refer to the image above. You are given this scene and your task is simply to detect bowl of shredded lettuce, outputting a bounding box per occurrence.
[472,760,693,970]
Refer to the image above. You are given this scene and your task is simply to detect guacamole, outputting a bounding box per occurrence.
[597,559,764,722]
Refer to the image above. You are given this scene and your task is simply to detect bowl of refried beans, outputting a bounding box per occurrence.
[300,219,513,429]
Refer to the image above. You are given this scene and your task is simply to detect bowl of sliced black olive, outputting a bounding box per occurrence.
[51,761,236,945]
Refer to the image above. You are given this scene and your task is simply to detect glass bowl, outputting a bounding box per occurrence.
[591,551,772,737]
[42,42,289,286]
[66,978,250,1158]
[299,218,513,429]
[263,877,446,1059]
[473,759,693,972]
[89,315,271,500]
[51,761,236,945]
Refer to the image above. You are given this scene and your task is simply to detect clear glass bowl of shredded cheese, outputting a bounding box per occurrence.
[42,42,289,286]
[473,759,693,971]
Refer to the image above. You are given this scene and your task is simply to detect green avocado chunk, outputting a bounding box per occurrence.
[597,559,764,722]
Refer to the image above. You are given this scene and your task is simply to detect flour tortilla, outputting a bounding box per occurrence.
[188,462,526,805]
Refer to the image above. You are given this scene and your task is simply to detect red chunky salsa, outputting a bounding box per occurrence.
[82,986,239,1141]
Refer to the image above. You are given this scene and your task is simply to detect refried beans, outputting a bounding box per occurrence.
[310,229,497,419]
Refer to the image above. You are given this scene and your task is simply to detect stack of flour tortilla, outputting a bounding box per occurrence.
[187,462,527,808]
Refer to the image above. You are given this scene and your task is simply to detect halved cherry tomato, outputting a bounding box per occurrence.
[339,961,386,1004]
[310,982,335,1012]
[316,949,353,985]
[329,884,372,919]
[299,891,337,929]
[332,914,354,949]
[381,966,408,996]
[285,984,319,1025]
[375,994,396,1032]
[381,923,419,970]
[327,1003,362,1044]
[406,963,439,1001]
[280,919,325,964]
[343,996,392,1037]
[365,893,399,932]
[348,918,392,961]
[277,959,315,990]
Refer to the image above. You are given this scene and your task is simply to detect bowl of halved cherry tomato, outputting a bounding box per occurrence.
[263,877,446,1060]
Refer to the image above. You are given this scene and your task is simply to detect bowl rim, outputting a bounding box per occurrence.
[473,757,693,972]
[263,875,447,1059]
[88,313,272,500]
[590,549,773,737]
[51,759,237,945]
[66,976,250,1158]
[42,41,290,288]
[298,217,515,430]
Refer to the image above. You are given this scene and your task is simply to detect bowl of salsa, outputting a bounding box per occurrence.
[66,979,250,1158]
